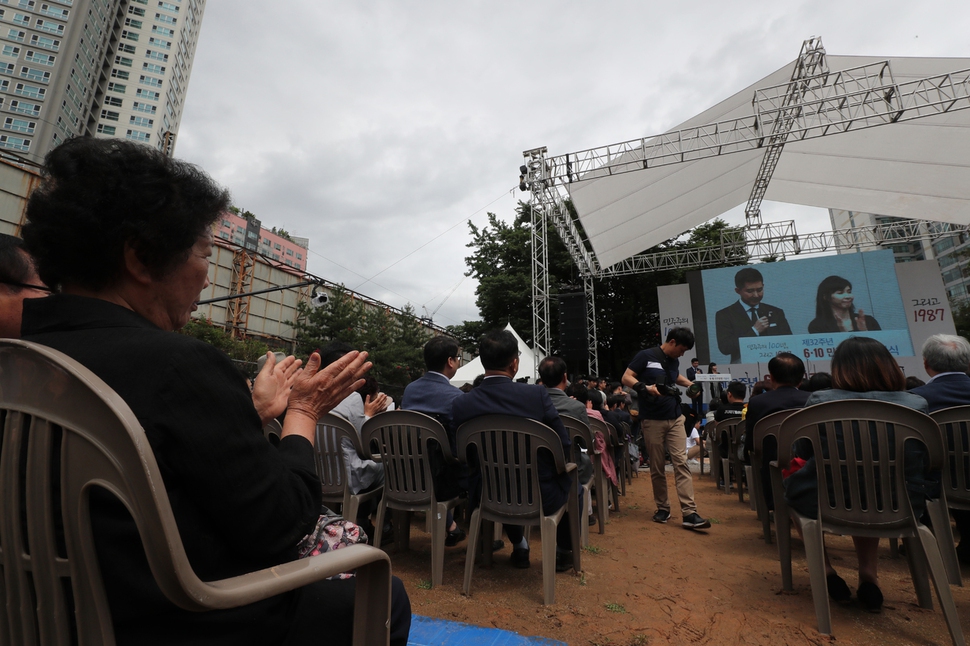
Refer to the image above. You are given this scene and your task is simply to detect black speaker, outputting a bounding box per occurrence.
[558,293,587,357]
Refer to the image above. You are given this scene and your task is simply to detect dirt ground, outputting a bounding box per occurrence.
[387,464,970,646]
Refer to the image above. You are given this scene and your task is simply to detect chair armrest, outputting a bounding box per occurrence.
[179,544,391,610]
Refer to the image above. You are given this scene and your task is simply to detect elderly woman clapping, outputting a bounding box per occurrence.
[21,138,410,646]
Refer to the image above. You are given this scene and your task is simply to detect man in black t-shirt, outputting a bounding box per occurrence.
[622,327,710,530]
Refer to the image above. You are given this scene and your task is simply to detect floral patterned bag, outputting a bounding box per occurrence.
[296,508,369,579]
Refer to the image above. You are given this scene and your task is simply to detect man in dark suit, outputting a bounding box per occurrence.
[715,267,792,363]
[909,334,970,561]
[686,358,703,417]
[743,352,810,510]
[401,335,466,546]
[452,330,574,571]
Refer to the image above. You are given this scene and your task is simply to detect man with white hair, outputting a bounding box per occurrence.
[909,334,970,563]
[909,334,970,412]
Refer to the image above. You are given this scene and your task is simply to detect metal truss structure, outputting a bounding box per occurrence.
[524,37,970,374]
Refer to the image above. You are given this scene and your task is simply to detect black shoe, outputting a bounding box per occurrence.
[491,539,505,552]
[652,509,671,524]
[444,526,466,547]
[588,515,597,526]
[682,513,711,529]
[857,581,883,613]
[555,550,574,573]
[957,542,970,566]
[511,546,530,569]
[826,572,852,604]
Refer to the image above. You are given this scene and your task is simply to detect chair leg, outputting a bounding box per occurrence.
[483,519,496,567]
[736,459,745,503]
[800,518,833,636]
[721,457,731,494]
[745,465,755,509]
[541,517,557,605]
[463,508,482,597]
[771,466,793,591]
[373,498,387,548]
[903,535,935,610]
[611,479,620,513]
[595,467,608,532]
[392,510,410,552]
[925,499,962,586]
[915,526,967,646]
[431,502,448,588]
[569,475,582,574]
[581,483,591,547]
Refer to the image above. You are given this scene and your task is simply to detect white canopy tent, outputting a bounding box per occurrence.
[449,323,543,387]
[565,55,970,270]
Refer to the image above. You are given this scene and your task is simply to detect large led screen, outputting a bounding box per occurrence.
[688,250,914,365]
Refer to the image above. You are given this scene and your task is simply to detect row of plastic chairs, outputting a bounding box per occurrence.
[706,400,970,644]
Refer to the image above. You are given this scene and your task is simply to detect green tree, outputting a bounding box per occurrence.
[179,317,270,365]
[292,284,364,356]
[954,301,970,338]
[445,320,489,355]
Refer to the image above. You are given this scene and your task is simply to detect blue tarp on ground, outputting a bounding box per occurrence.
[408,615,567,646]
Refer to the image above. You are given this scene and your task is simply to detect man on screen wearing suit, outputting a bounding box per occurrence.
[451,329,575,572]
[908,334,970,563]
[715,267,792,363]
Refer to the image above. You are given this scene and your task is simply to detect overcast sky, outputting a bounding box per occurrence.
[176,0,969,329]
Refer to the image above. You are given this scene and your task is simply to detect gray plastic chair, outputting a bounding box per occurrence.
[704,420,721,486]
[717,418,743,496]
[750,409,797,544]
[456,414,581,605]
[361,410,463,587]
[589,417,621,513]
[561,415,605,544]
[0,339,391,646]
[774,400,964,642]
[262,418,283,445]
[930,405,970,586]
[315,413,383,524]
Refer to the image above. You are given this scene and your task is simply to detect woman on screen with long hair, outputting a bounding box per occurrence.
[807,275,882,334]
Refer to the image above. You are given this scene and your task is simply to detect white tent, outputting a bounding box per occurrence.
[449,323,543,387]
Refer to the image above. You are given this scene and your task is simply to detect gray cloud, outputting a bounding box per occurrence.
[178,0,969,328]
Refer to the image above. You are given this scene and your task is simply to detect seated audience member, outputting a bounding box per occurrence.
[19,137,410,645]
[750,380,772,397]
[539,356,594,516]
[742,353,811,510]
[685,416,704,462]
[451,329,576,572]
[401,335,466,545]
[807,372,832,392]
[909,334,970,562]
[585,388,606,421]
[0,233,49,337]
[714,381,746,457]
[783,337,931,613]
[905,376,926,389]
[324,344,388,494]
[539,356,589,425]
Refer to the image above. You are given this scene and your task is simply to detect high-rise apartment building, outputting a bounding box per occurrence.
[0,0,205,164]
[829,208,970,305]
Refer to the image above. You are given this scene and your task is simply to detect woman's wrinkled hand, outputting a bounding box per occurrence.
[252,352,302,425]
[286,350,372,425]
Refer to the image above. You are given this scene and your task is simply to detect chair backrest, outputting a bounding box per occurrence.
[0,340,220,644]
[588,417,612,448]
[750,409,796,463]
[456,415,568,525]
[718,418,743,453]
[315,413,369,507]
[777,400,944,531]
[560,415,594,465]
[262,419,282,446]
[360,410,452,507]
[931,405,970,507]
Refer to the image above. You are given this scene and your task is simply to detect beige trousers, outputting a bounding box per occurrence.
[642,415,697,516]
